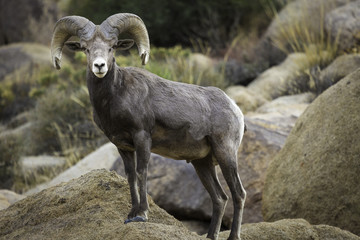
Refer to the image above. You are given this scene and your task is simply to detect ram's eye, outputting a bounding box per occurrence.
[108,48,112,52]
[86,49,90,54]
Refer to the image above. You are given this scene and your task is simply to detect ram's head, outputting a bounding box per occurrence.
[51,13,150,78]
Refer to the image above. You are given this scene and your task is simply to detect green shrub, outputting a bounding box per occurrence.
[0,72,36,121]
[0,132,22,189]
[26,85,106,156]
[116,45,226,88]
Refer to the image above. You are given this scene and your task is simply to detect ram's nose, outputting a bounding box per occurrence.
[92,58,108,78]
[94,62,105,70]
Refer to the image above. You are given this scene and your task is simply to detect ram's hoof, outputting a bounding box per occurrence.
[124,216,147,224]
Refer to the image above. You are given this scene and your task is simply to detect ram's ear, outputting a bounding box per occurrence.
[114,39,135,50]
[65,41,84,51]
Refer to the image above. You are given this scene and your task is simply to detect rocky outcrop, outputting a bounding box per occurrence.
[0,189,25,210]
[254,93,315,120]
[3,170,358,240]
[325,0,360,52]
[1,169,202,240]
[225,86,267,114]
[317,54,360,93]
[262,69,360,235]
[247,53,311,101]
[219,219,360,240]
[25,142,119,195]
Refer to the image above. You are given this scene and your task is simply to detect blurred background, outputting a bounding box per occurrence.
[0,0,286,191]
[1,0,359,237]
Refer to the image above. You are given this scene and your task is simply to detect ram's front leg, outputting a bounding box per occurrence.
[123,130,152,223]
[119,150,141,223]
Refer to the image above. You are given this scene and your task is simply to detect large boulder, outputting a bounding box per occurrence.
[247,53,310,101]
[0,190,25,211]
[225,86,267,114]
[317,54,360,93]
[325,0,360,52]
[219,219,360,240]
[0,0,59,46]
[254,93,315,120]
[262,69,360,235]
[220,100,314,226]
[0,169,202,240]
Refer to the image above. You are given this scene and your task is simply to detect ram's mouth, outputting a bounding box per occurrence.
[93,71,106,78]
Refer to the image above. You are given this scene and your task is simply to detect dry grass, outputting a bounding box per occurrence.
[268,0,341,68]
[261,0,356,95]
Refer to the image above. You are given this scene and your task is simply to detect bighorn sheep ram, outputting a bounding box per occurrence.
[51,13,246,240]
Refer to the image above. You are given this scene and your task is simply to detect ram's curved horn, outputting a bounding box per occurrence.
[51,16,96,69]
[100,13,150,65]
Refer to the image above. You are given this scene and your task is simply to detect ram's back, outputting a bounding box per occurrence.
[122,67,244,160]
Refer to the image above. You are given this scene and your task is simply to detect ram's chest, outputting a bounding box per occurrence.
[92,97,137,150]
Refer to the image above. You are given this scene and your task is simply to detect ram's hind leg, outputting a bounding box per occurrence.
[211,138,246,240]
[192,156,228,240]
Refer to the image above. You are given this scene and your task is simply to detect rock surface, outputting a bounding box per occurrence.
[0,169,203,240]
[225,86,267,113]
[318,54,360,93]
[3,170,358,240]
[112,153,211,220]
[25,142,119,195]
[0,43,53,82]
[112,154,211,221]
[262,69,360,235]
[0,190,25,210]
[219,219,360,240]
[252,93,315,122]
[247,53,310,101]
[325,0,360,52]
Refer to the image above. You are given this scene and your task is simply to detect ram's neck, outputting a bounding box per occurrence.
[86,60,120,104]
